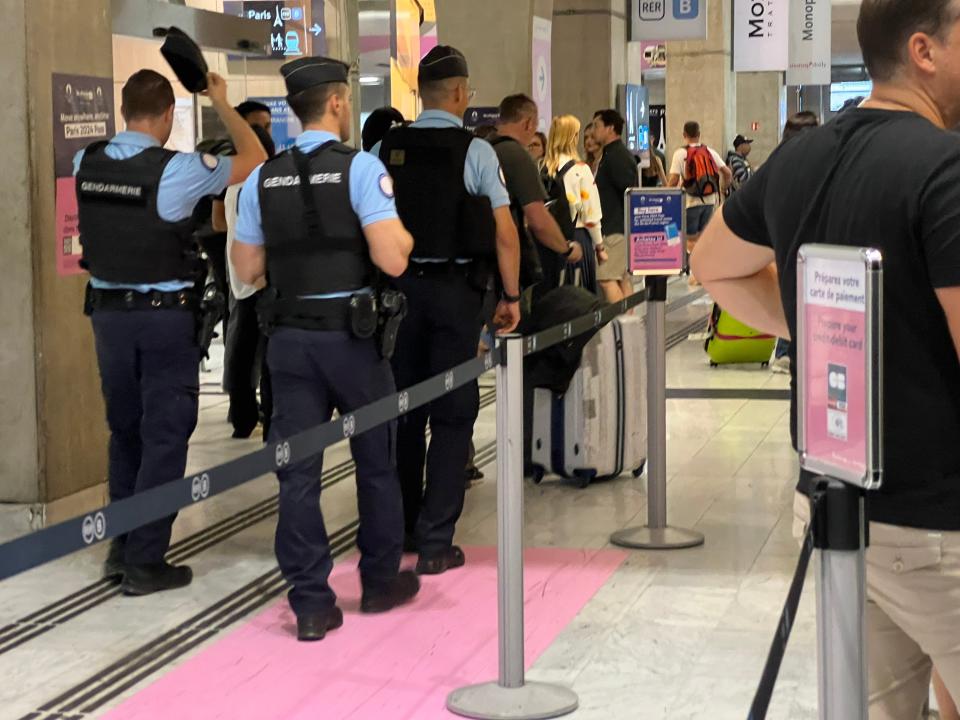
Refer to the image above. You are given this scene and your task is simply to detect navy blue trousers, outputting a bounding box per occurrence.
[391,274,484,557]
[91,309,200,565]
[268,329,403,616]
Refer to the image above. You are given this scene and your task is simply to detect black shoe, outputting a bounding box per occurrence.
[102,539,126,582]
[361,571,421,614]
[465,465,484,482]
[121,562,193,596]
[296,606,344,642]
[416,546,466,576]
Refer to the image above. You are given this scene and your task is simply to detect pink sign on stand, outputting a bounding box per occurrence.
[798,245,883,489]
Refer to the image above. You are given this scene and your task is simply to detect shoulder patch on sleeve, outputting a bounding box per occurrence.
[378,173,395,199]
[201,153,220,171]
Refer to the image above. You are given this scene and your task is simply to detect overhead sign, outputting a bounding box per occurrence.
[788,0,831,85]
[798,245,883,489]
[223,1,325,58]
[531,16,553,132]
[733,0,789,72]
[627,189,685,276]
[631,0,708,41]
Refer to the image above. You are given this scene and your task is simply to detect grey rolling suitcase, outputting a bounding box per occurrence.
[530,315,647,488]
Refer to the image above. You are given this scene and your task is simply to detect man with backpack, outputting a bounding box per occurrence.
[490,94,582,296]
[667,121,732,284]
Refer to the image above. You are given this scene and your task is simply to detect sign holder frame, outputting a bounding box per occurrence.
[611,188,704,552]
[625,187,686,277]
[796,243,883,720]
[797,244,883,490]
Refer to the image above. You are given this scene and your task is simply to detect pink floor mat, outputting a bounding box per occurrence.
[102,546,625,720]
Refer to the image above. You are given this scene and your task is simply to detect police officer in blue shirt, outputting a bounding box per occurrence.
[75,70,266,595]
[231,57,419,642]
[377,46,521,576]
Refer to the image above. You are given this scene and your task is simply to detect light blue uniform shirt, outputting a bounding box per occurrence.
[371,109,510,263]
[73,131,233,293]
[235,130,399,299]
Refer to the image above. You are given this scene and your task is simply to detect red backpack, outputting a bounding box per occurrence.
[683,145,720,199]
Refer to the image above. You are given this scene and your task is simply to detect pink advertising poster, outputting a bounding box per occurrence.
[628,189,685,276]
[801,254,871,482]
[55,177,82,275]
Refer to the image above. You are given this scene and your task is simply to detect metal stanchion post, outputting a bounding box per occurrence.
[447,335,579,720]
[611,276,705,550]
[814,480,868,720]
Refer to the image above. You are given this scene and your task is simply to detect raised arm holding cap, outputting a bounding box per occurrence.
[204,73,266,186]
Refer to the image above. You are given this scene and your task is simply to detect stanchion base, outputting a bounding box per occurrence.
[447,681,579,720]
[610,525,705,550]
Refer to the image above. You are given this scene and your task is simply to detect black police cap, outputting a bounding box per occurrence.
[282,57,350,97]
[160,27,209,94]
[419,46,469,84]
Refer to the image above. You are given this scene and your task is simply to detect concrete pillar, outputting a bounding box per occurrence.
[435,0,554,108]
[552,0,629,123]
[736,72,784,166]
[665,0,734,159]
[0,0,40,511]
[0,0,115,533]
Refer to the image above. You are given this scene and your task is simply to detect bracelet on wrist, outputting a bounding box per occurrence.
[562,242,575,258]
[501,290,521,304]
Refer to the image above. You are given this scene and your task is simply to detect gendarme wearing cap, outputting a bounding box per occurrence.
[281,55,351,97]
[418,45,469,84]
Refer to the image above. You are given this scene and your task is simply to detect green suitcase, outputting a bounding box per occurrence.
[704,304,777,367]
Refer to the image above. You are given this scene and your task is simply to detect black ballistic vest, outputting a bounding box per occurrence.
[77,142,200,283]
[259,142,372,300]
[379,126,496,260]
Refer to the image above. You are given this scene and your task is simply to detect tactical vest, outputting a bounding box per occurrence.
[77,142,200,283]
[259,141,372,306]
[379,126,496,260]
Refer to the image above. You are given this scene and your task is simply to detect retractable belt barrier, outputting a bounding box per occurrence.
[0,289,649,584]
[747,491,821,720]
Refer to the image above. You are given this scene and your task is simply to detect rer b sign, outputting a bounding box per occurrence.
[633,0,707,40]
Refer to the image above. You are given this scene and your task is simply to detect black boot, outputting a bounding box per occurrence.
[102,538,126,582]
[121,562,193,596]
[361,571,421,614]
[296,606,344,642]
[416,546,466,576]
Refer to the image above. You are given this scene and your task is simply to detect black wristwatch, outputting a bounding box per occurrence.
[562,242,575,258]
[501,290,522,304]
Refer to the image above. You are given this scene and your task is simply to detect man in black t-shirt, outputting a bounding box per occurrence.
[491,94,582,290]
[691,2,960,715]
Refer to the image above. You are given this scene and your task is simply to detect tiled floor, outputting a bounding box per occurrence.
[0,287,837,720]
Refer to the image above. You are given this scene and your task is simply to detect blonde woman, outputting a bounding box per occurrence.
[546,115,608,293]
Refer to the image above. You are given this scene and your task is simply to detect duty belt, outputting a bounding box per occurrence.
[85,286,199,314]
[258,294,354,332]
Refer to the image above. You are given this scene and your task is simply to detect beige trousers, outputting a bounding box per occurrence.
[793,492,960,720]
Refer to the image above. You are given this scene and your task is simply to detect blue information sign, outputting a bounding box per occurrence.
[250,96,302,151]
[626,188,685,276]
[463,107,500,133]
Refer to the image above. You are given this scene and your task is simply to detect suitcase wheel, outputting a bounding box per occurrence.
[572,470,595,489]
[761,361,769,368]
[709,361,718,368]
[531,466,545,485]
[632,462,646,478]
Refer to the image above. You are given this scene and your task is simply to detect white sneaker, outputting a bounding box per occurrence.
[771,356,791,374]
